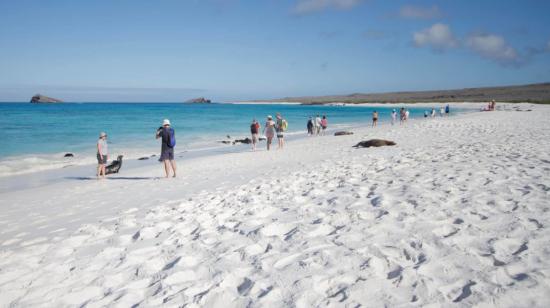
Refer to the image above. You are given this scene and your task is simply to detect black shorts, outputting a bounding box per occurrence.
[97,154,107,165]
[160,146,174,161]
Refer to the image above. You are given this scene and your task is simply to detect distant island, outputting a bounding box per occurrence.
[30,94,63,104]
[252,82,550,105]
[185,97,212,104]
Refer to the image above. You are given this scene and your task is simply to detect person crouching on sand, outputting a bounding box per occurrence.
[250,119,260,151]
[156,119,177,178]
[97,132,108,179]
[264,115,276,151]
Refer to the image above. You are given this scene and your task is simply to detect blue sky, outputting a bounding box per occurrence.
[1,0,549,102]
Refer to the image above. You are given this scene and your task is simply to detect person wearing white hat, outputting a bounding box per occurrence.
[156,119,177,178]
[97,132,108,179]
[263,115,276,151]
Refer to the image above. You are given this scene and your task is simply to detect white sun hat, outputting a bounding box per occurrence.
[163,119,171,126]
[99,132,107,138]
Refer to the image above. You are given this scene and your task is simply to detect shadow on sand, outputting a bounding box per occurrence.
[66,176,159,181]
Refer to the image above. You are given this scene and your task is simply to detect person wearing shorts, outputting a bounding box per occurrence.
[276,113,285,149]
[250,119,260,151]
[321,115,328,135]
[156,119,177,178]
[96,132,108,179]
[264,115,276,151]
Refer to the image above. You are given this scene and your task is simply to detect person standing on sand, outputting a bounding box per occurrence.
[372,110,378,127]
[400,108,406,125]
[321,115,328,135]
[445,104,450,116]
[307,117,314,136]
[96,132,108,179]
[156,119,177,178]
[440,106,445,117]
[250,119,260,151]
[405,109,410,122]
[391,109,397,125]
[275,113,287,149]
[264,115,276,151]
[315,114,322,135]
[431,108,436,118]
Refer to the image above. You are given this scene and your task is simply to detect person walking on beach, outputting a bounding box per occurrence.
[264,115,276,151]
[315,114,322,135]
[391,109,397,125]
[405,109,410,122]
[307,117,314,136]
[372,110,378,127]
[431,108,436,118]
[275,113,287,149]
[400,108,406,125]
[250,119,260,151]
[156,119,177,178]
[321,115,328,135]
[96,132,108,179]
[440,106,445,117]
[445,104,450,116]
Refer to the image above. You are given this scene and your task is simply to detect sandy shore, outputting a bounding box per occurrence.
[1,103,549,307]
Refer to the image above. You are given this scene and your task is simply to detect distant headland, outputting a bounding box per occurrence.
[30,94,63,104]
[251,82,550,105]
[185,97,212,104]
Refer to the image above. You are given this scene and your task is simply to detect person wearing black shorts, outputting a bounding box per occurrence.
[156,119,177,178]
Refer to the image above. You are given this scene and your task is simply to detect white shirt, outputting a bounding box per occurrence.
[97,139,108,155]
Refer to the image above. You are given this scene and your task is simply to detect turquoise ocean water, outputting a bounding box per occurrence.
[0,102,460,176]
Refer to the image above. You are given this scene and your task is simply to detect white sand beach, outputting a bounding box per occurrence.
[1,104,549,307]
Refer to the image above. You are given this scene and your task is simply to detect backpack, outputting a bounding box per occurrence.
[282,119,288,131]
[164,127,176,148]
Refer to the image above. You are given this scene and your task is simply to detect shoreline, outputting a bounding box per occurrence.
[0,103,480,179]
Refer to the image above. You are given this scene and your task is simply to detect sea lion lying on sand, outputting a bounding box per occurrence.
[334,131,354,136]
[106,155,124,174]
[353,139,396,148]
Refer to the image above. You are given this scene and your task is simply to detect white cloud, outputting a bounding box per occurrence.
[399,5,442,19]
[413,23,458,51]
[466,33,519,65]
[293,0,362,14]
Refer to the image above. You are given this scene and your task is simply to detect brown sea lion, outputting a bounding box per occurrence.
[353,139,396,148]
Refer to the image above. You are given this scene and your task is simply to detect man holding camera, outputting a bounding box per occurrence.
[156,119,177,178]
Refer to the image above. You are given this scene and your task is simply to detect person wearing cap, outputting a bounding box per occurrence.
[97,132,108,179]
[263,115,276,151]
[156,119,177,178]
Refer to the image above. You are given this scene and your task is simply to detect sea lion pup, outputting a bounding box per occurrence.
[353,139,396,148]
[106,155,124,174]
